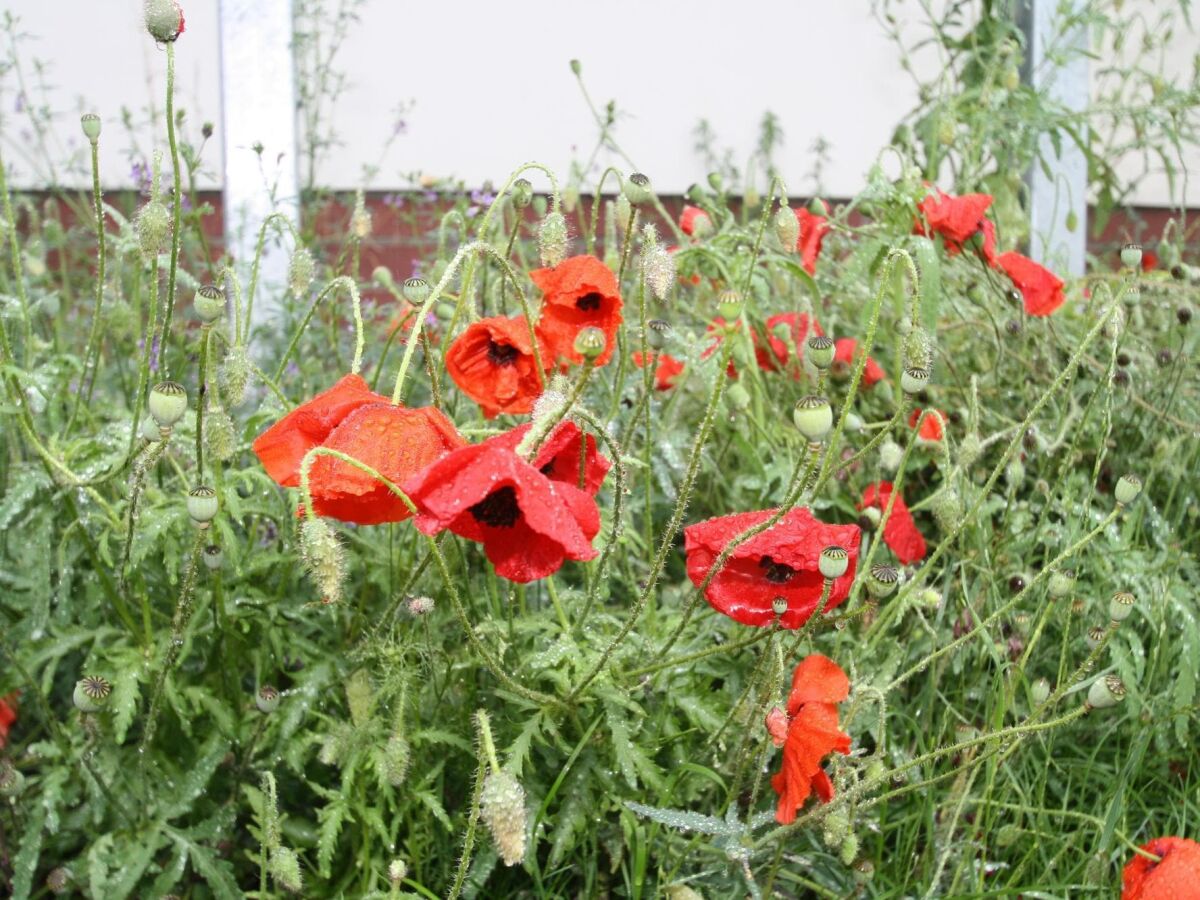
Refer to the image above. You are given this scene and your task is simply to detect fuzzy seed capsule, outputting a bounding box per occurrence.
[149,381,188,429]
[80,113,102,143]
[624,172,653,206]
[574,326,607,361]
[511,178,533,209]
[187,485,219,526]
[1120,243,1143,269]
[193,284,226,323]
[402,276,431,305]
[202,544,224,571]
[73,675,112,713]
[647,319,672,350]
[1030,677,1051,705]
[1109,591,1135,622]
[901,366,930,395]
[256,685,280,713]
[1085,625,1107,650]
[1114,474,1142,506]
[1086,674,1126,709]
[388,859,408,886]
[793,395,833,442]
[716,289,743,321]
[819,545,849,580]
[807,335,835,369]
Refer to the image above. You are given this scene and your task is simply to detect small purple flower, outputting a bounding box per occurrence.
[425,312,438,328]
[149,335,161,373]
[422,190,438,203]
[469,187,496,207]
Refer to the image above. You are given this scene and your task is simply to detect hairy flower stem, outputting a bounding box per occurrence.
[157,42,184,378]
[273,276,364,382]
[446,753,487,900]
[572,408,627,628]
[584,167,623,254]
[243,213,301,344]
[68,135,108,429]
[521,360,594,460]
[128,254,162,458]
[118,436,171,597]
[195,325,211,480]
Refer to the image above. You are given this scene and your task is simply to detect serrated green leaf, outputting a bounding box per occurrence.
[10,805,46,900]
[187,840,242,900]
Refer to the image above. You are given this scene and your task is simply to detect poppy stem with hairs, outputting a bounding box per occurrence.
[157,42,184,379]
[519,360,596,462]
[585,166,624,255]
[243,213,301,345]
[67,126,108,431]
[273,275,364,383]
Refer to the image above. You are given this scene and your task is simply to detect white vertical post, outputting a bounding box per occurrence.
[1019,0,1089,276]
[218,0,300,339]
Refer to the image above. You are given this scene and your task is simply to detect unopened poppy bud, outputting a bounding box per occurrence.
[538,211,568,268]
[643,243,676,300]
[614,194,633,233]
[383,734,411,786]
[879,440,903,472]
[145,0,185,42]
[726,382,751,411]
[823,810,849,846]
[480,770,527,866]
[930,488,962,532]
[793,395,833,442]
[840,833,860,866]
[1030,677,1051,705]
[1120,242,1143,269]
[771,596,788,617]
[388,859,408,886]
[149,381,188,429]
[511,178,533,209]
[624,172,653,206]
[844,412,864,433]
[407,595,435,616]
[220,347,251,406]
[256,685,280,713]
[917,587,941,610]
[1005,458,1025,487]
[193,284,226,323]
[202,544,223,571]
[569,58,582,76]
[46,867,73,896]
[996,824,1021,848]
[289,247,314,299]
[561,183,580,214]
[647,319,672,350]
[663,886,704,900]
[1109,591,1135,622]
[1085,625,1107,650]
[1086,674,1126,709]
[717,290,743,321]
[1048,569,1075,599]
[137,199,170,259]
[867,563,899,598]
[206,404,236,462]
[269,846,303,893]
[807,334,835,369]
[0,763,24,797]
[187,485,219,526]
[775,204,800,250]
[300,517,345,605]
[350,191,372,239]
[73,675,112,713]
[819,545,849,580]
[1114,474,1142,506]
[901,366,930,395]
[80,113,101,144]
[574,326,607,360]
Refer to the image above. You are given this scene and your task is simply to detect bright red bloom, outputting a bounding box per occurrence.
[531,255,623,367]
[908,407,946,442]
[404,442,600,583]
[860,482,927,564]
[916,189,993,250]
[997,251,1066,316]
[1122,837,1200,899]
[306,404,467,524]
[767,654,852,824]
[833,338,885,386]
[484,420,611,495]
[253,374,389,488]
[445,315,547,419]
[1141,249,1158,272]
[679,206,712,237]
[632,351,685,391]
[683,508,860,629]
[0,693,17,749]
[794,208,830,275]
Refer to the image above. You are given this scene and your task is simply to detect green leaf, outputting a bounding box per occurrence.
[316,796,352,876]
[10,805,46,900]
[187,841,242,900]
[1173,598,1199,747]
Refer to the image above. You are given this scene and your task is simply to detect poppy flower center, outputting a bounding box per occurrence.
[759,555,796,584]
[468,485,520,528]
[487,340,520,367]
[576,292,603,312]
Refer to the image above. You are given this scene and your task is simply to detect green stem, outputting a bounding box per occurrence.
[158,42,184,378]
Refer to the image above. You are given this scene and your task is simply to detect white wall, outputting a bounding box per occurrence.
[0,0,1194,206]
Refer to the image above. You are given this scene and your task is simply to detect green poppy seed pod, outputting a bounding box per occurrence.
[256,685,280,714]
[149,381,188,429]
[879,440,904,472]
[647,319,672,350]
[840,833,860,867]
[1030,677,1051,705]
[193,284,226,323]
[480,770,528,867]
[202,544,224,571]
[866,563,899,598]
[136,199,170,260]
[1086,674,1126,710]
[80,113,101,144]
[1085,625,1107,650]
[853,859,875,884]
[46,866,73,896]
[717,289,743,321]
[402,276,431,305]
[1114,474,1142,506]
[726,382,751,411]
[774,204,800,250]
[1109,591,1136,623]
[569,58,582,76]
[388,859,408,886]
[996,824,1021,848]
[538,211,568,268]
[624,172,653,206]
[819,546,849,580]
[1048,568,1075,599]
[574,326,607,361]
[187,485,219,526]
[289,247,315,299]
[435,301,456,322]
[1012,612,1031,635]
[771,596,789,617]
[511,178,533,209]
[1120,242,1143,270]
[807,334,835,369]
[1122,284,1141,306]
[793,395,833,442]
[268,846,303,894]
[900,366,930,395]
[73,675,112,713]
[144,0,185,42]
[0,764,25,797]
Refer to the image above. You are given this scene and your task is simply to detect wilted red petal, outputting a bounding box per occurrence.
[908,408,946,442]
[484,421,611,495]
[834,338,885,386]
[531,255,623,366]
[997,251,1066,316]
[787,653,851,714]
[861,482,927,564]
[632,351,685,390]
[446,315,546,418]
[771,698,851,823]
[1122,837,1200,900]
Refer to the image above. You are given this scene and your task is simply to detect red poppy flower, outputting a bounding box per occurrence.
[997,251,1066,316]
[683,508,860,628]
[977,218,1000,267]
[404,442,600,583]
[916,189,993,250]
[632,351,685,391]
[0,693,17,749]
[908,407,946,442]
[483,420,611,495]
[306,403,467,525]
[766,654,852,824]
[794,208,830,275]
[860,482,927,564]
[833,338,885,386]
[1141,250,1158,272]
[1122,836,1200,899]
[679,206,712,237]
[445,315,547,419]
[253,374,389,488]
[531,255,623,367]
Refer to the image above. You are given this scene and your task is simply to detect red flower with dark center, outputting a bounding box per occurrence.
[766,654,852,824]
[0,693,17,749]
[306,403,467,525]
[683,508,861,628]
[484,421,611,495]
[531,255,623,367]
[833,337,885,386]
[404,442,600,582]
[679,206,712,237]
[632,351,685,391]
[253,374,389,488]
[997,251,1066,316]
[1122,836,1200,899]
[908,407,946,442]
[794,208,830,275]
[445,315,547,419]
[916,189,994,252]
[860,482,927,564]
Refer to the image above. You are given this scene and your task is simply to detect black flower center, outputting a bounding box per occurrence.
[576,292,603,312]
[487,340,519,367]
[468,486,520,528]
[759,555,796,584]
